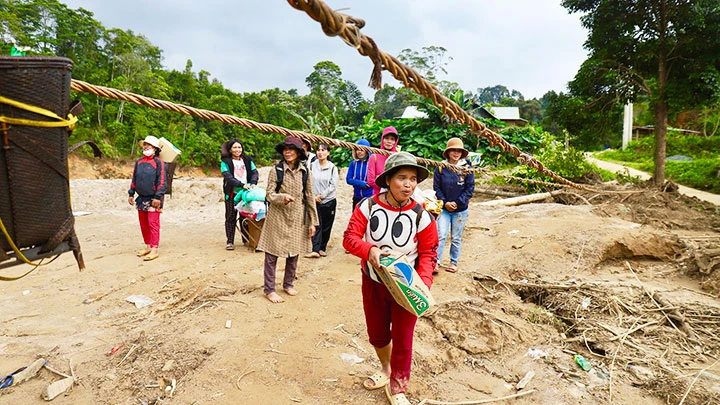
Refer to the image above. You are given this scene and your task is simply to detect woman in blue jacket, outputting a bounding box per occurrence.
[433,138,474,273]
[345,139,373,209]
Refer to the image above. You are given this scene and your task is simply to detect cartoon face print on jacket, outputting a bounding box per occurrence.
[369,207,421,250]
[368,167,421,250]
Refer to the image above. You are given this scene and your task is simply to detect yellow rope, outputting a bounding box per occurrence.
[0,262,43,281]
[0,215,57,280]
[0,253,61,281]
[0,95,77,130]
[0,216,42,266]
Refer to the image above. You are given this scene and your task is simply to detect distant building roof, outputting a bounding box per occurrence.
[632,125,702,135]
[399,106,428,119]
[477,106,528,126]
[489,107,521,120]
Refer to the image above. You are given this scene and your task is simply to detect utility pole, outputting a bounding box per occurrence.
[622,103,633,149]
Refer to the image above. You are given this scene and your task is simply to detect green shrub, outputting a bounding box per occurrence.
[330,117,473,168]
[601,132,720,162]
[665,159,720,193]
[667,134,720,159]
[511,132,597,191]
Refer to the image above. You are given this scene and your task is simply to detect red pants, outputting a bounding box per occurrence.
[137,210,161,248]
[362,272,418,394]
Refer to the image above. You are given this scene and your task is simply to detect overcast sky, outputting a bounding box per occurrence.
[60,0,589,100]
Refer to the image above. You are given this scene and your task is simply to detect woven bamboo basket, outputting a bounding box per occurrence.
[0,56,84,270]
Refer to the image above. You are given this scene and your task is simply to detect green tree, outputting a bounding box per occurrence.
[305,60,343,112]
[543,91,622,149]
[476,85,522,105]
[53,6,104,81]
[518,99,543,124]
[0,1,23,53]
[415,90,479,128]
[337,79,371,127]
[371,84,414,120]
[562,0,720,185]
[291,109,352,142]
[397,46,452,84]
[7,0,382,168]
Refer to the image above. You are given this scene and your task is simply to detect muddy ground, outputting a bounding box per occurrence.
[1,155,719,405]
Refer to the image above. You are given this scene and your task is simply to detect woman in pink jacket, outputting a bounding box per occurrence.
[367,126,399,195]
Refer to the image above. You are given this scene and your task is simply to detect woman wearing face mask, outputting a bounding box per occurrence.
[128,135,167,261]
[220,138,259,250]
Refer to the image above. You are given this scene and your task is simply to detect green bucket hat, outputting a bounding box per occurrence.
[376,152,429,188]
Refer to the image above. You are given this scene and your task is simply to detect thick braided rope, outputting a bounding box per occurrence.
[70,79,465,174]
[70,80,591,190]
[286,0,582,189]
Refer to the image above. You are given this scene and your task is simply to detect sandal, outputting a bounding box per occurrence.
[362,371,389,390]
[143,253,159,261]
[385,385,411,405]
[445,264,458,273]
[137,249,151,257]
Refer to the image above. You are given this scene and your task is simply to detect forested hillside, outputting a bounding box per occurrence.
[4,0,719,179]
[0,0,557,168]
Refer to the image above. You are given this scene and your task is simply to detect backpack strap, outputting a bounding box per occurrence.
[274,161,309,194]
[411,202,425,229]
[274,163,284,193]
[302,162,308,192]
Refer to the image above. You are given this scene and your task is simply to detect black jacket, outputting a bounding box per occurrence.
[221,154,259,198]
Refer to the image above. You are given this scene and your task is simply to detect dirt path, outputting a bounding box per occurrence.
[586,153,720,206]
[1,157,719,405]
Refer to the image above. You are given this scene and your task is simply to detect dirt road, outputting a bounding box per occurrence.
[1,157,719,404]
[586,153,720,206]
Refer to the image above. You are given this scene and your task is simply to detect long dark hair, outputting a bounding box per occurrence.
[223,138,244,159]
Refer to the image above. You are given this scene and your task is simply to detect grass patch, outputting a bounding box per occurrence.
[595,133,720,192]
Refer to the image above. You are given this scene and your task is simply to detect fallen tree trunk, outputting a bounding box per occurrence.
[474,188,522,198]
[476,191,562,207]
